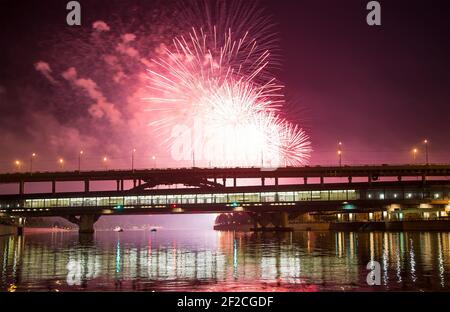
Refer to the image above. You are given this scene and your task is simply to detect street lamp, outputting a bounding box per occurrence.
[14,160,22,172]
[412,148,418,164]
[132,148,136,171]
[337,142,343,167]
[152,155,156,168]
[103,156,108,170]
[78,150,84,172]
[423,139,429,165]
[58,158,64,170]
[30,153,36,173]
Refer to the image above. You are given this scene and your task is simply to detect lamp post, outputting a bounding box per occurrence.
[59,158,64,170]
[14,160,22,172]
[337,142,343,167]
[423,139,429,165]
[30,153,36,173]
[132,148,136,171]
[103,156,108,170]
[413,148,418,164]
[78,150,83,172]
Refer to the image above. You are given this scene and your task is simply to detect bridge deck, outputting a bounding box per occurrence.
[1,180,448,217]
[1,164,450,183]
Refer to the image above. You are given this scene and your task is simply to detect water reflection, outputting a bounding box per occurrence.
[1,230,450,291]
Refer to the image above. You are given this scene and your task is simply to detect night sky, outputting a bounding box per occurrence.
[0,0,449,169]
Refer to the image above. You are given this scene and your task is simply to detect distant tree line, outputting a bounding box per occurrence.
[215,213,252,226]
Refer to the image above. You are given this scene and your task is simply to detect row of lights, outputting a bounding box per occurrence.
[13,149,158,172]
[336,139,431,165]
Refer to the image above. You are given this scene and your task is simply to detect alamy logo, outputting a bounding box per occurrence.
[66,1,81,26]
[366,1,382,26]
[366,260,381,286]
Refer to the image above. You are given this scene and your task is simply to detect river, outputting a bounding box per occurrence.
[1,230,449,291]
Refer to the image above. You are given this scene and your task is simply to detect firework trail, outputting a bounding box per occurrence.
[146,0,312,167]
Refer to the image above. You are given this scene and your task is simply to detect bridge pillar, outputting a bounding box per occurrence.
[251,212,291,232]
[133,179,137,188]
[116,180,120,191]
[52,181,56,194]
[233,178,237,188]
[19,181,24,195]
[280,212,289,228]
[79,215,97,234]
[275,177,279,186]
[304,177,308,185]
[320,177,324,185]
[120,180,124,191]
[84,180,90,192]
[348,176,353,184]
[261,178,265,186]
[222,178,226,187]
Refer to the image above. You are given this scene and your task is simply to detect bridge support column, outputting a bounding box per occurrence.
[261,178,265,187]
[63,215,100,234]
[251,212,291,232]
[116,180,120,191]
[84,180,90,192]
[52,181,56,194]
[223,178,226,187]
[280,212,289,228]
[19,181,24,195]
[348,176,353,184]
[79,215,98,234]
[304,177,308,185]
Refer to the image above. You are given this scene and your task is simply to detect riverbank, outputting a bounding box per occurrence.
[24,227,74,234]
[215,220,450,232]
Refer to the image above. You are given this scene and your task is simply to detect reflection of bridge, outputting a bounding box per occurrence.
[0,165,449,233]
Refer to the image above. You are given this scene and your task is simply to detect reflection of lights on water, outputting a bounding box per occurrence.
[7,231,450,291]
[116,240,121,273]
[349,233,355,258]
[382,233,388,285]
[395,234,402,283]
[369,232,374,261]
[399,232,405,255]
[437,234,445,287]
[409,238,416,283]
[233,238,238,278]
[336,232,343,258]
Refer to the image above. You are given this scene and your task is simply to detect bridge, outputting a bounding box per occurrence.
[0,165,449,233]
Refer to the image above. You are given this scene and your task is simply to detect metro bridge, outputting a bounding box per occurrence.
[0,165,449,233]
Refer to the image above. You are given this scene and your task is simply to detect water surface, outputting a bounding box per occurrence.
[1,230,450,291]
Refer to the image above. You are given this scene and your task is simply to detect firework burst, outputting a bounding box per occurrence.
[146,1,312,167]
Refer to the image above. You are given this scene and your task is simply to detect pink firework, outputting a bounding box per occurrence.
[146,5,311,167]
